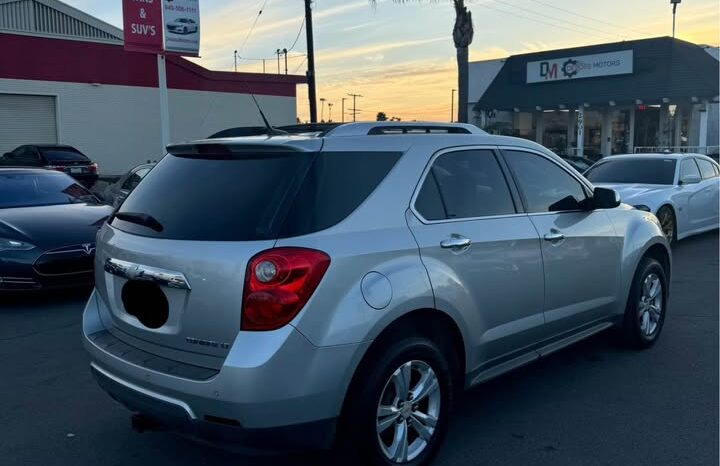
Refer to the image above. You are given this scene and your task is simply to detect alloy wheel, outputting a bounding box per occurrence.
[376,360,441,464]
[638,273,663,336]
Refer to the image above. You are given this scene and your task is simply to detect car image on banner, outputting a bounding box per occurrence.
[163,0,200,56]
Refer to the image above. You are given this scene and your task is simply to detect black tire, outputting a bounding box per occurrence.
[338,337,454,466]
[621,257,668,349]
[656,206,677,245]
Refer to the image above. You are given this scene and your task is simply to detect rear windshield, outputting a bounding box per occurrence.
[111,150,401,241]
[585,158,677,185]
[41,148,88,162]
[0,172,99,208]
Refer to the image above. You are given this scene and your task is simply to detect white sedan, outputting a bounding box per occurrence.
[166,18,198,34]
[585,153,719,244]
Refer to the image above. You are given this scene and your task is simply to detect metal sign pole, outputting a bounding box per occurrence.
[157,54,170,153]
[576,106,585,158]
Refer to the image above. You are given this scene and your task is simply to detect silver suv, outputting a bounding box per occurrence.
[83,122,671,466]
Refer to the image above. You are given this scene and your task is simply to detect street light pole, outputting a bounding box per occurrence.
[234,50,238,72]
[451,88,457,123]
[304,0,318,123]
[671,0,681,38]
[341,97,347,123]
[328,102,333,122]
[320,97,326,122]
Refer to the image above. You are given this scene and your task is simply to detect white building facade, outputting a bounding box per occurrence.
[0,0,305,174]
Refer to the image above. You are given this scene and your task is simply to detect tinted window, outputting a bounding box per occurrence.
[415,150,515,220]
[696,159,717,179]
[112,151,401,241]
[15,147,40,164]
[123,168,151,190]
[505,150,587,213]
[40,148,88,162]
[679,158,701,181]
[281,152,401,237]
[0,172,98,208]
[585,158,677,185]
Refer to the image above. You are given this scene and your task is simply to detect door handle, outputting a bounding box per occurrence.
[440,235,472,250]
[543,232,565,242]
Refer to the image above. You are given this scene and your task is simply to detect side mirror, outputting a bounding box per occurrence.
[592,187,621,209]
[679,174,701,185]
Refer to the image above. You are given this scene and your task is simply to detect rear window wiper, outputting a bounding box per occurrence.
[114,212,164,232]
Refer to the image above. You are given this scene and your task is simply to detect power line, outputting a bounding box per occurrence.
[526,0,645,36]
[292,56,308,74]
[491,0,626,40]
[483,3,620,41]
[287,17,306,52]
[238,0,270,54]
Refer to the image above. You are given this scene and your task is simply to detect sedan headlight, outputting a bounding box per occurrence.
[0,238,36,252]
[633,204,651,212]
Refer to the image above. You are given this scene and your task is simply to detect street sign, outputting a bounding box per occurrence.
[163,0,201,57]
[122,0,163,54]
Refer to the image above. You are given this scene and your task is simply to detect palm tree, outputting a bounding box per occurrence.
[369,0,474,123]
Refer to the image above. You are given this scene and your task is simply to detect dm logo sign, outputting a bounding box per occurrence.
[528,50,633,84]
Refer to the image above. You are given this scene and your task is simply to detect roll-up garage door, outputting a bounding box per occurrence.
[0,94,57,154]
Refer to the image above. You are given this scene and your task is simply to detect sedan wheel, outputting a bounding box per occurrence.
[656,207,676,244]
[376,361,441,463]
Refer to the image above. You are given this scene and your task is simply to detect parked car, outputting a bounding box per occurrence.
[83,122,671,466]
[585,153,719,244]
[1,144,99,187]
[0,168,112,290]
[166,18,198,34]
[100,163,155,207]
[561,155,595,173]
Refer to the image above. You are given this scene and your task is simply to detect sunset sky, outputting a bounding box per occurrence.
[66,0,719,122]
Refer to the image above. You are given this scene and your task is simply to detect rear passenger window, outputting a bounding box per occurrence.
[695,159,718,180]
[680,158,701,181]
[415,150,516,221]
[504,150,588,213]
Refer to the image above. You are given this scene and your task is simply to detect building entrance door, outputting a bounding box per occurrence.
[634,106,660,149]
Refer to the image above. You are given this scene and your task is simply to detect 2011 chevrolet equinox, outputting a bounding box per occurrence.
[83,122,671,466]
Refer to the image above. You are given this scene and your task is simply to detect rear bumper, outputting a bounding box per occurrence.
[82,289,370,450]
[91,363,337,450]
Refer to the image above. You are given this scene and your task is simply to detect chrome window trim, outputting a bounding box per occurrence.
[105,258,191,290]
[90,363,197,420]
[410,145,523,225]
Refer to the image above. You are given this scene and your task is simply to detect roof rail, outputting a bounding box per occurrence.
[324,122,485,137]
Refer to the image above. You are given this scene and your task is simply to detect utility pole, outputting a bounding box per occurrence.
[327,102,333,122]
[263,59,266,73]
[234,50,238,72]
[451,88,457,123]
[320,97,326,122]
[283,48,288,75]
[671,0,681,38]
[347,93,363,122]
[275,49,281,74]
[341,98,347,123]
[304,0,318,122]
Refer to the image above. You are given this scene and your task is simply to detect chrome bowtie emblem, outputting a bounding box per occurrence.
[82,243,95,255]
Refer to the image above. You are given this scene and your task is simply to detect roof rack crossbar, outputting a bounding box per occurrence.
[367,125,472,135]
[324,122,485,137]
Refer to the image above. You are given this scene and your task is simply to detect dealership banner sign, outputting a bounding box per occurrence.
[122,0,200,57]
[163,0,200,57]
[527,50,633,84]
[122,0,163,54]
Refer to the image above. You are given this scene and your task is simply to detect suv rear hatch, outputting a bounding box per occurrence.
[95,140,401,365]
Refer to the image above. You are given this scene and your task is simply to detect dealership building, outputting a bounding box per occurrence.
[469,37,719,159]
[0,0,305,174]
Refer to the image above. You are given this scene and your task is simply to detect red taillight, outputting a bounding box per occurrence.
[88,163,98,174]
[241,248,330,331]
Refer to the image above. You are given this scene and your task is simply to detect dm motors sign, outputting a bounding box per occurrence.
[527,50,633,84]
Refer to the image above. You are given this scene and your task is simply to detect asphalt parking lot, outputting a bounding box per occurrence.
[1,231,717,466]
